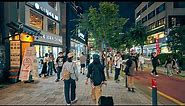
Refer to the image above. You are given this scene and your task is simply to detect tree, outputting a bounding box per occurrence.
[129,24,148,54]
[167,26,185,55]
[73,2,128,79]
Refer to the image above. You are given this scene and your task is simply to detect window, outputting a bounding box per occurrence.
[47,19,57,34]
[142,5,147,12]
[148,1,154,7]
[174,2,185,8]
[142,16,147,23]
[156,3,165,14]
[136,11,141,17]
[148,10,155,20]
[48,2,57,10]
[30,10,43,30]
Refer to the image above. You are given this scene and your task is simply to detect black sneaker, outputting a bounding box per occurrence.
[83,73,85,75]
[131,88,135,92]
[128,88,131,91]
[55,79,59,82]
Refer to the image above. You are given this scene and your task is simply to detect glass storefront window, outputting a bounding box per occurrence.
[30,10,43,30]
[47,19,57,34]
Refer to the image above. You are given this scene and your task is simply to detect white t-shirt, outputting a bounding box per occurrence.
[139,56,144,64]
[115,56,122,69]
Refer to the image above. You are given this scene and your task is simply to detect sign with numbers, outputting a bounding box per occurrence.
[10,41,20,67]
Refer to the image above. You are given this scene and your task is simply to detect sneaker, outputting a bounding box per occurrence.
[156,75,159,77]
[66,103,71,105]
[151,73,153,75]
[55,79,59,82]
[71,98,78,104]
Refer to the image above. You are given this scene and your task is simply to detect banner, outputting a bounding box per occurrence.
[155,34,160,55]
[10,41,20,67]
[19,47,38,81]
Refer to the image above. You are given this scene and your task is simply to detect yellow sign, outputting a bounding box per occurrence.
[20,33,34,42]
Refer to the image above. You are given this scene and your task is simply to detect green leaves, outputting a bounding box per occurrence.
[73,2,128,50]
[167,26,185,54]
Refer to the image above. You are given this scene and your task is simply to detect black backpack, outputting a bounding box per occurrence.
[98,96,114,106]
[91,64,103,86]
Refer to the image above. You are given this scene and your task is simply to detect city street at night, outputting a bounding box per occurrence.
[1,1,185,105]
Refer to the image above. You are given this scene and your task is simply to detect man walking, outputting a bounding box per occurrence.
[151,52,160,76]
[80,52,86,75]
[114,52,122,83]
[85,54,106,105]
[55,52,65,82]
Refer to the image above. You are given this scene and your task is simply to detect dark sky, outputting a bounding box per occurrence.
[76,2,141,31]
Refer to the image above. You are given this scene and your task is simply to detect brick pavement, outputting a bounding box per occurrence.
[0,62,151,105]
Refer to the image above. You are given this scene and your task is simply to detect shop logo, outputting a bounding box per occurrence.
[34,3,59,21]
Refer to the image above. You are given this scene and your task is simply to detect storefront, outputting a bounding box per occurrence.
[25,2,62,59]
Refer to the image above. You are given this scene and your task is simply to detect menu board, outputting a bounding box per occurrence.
[10,41,20,67]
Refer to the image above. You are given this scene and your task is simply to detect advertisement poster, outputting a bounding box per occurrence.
[19,47,38,81]
[10,41,20,67]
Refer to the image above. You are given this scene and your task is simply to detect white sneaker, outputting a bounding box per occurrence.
[156,75,159,77]
[71,98,78,103]
[151,73,153,75]
[66,103,70,105]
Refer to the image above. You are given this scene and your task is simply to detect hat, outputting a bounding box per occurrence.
[67,52,74,58]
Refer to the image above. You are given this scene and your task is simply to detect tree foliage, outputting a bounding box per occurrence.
[167,26,185,54]
[73,2,128,51]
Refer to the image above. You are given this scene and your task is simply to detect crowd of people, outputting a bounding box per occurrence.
[37,49,181,105]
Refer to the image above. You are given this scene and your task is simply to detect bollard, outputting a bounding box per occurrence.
[152,78,157,105]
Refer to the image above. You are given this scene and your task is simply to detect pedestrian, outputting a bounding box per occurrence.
[125,54,136,92]
[139,53,144,71]
[47,53,55,76]
[172,56,180,74]
[40,53,49,77]
[151,52,160,76]
[164,55,173,76]
[79,52,86,75]
[38,59,43,77]
[61,52,78,105]
[114,51,122,83]
[85,54,106,105]
[55,52,65,82]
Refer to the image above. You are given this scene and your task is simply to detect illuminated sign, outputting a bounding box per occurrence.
[34,3,59,21]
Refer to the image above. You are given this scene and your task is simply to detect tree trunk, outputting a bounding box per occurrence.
[141,45,144,54]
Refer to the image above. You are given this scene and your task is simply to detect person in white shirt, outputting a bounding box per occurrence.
[139,53,144,71]
[114,52,122,83]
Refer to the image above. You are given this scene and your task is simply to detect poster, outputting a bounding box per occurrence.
[19,47,38,81]
[155,34,160,55]
[10,41,20,67]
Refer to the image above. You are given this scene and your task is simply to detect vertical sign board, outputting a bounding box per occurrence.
[155,34,160,55]
[10,41,21,67]
[19,47,38,81]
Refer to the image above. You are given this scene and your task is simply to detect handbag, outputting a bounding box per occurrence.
[62,68,71,80]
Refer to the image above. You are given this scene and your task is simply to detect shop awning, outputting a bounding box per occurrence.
[6,21,43,38]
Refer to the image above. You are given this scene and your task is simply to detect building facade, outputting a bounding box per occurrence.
[0,2,66,82]
[135,2,185,56]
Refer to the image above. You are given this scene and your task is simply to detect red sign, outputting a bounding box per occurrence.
[155,34,160,55]
[152,78,157,88]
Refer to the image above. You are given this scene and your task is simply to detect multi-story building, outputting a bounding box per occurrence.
[0,2,66,82]
[135,2,185,56]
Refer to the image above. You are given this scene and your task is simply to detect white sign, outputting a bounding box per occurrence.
[19,47,38,81]
[34,3,59,21]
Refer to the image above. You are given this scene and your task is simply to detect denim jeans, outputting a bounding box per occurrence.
[57,67,62,80]
[114,68,121,80]
[64,78,76,104]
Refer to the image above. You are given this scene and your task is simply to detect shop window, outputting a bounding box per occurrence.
[148,10,155,20]
[47,19,57,34]
[156,3,165,15]
[30,10,43,30]
[48,2,57,10]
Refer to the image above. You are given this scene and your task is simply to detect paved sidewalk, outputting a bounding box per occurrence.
[0,63,151,105]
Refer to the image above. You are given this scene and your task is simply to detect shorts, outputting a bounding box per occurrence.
[81,64,85,68]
